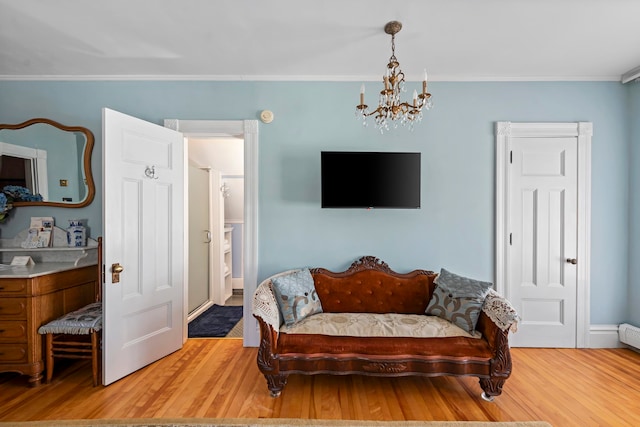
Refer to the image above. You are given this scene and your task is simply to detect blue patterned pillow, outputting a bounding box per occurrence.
[426,269,493,333]
[271,268,323,326]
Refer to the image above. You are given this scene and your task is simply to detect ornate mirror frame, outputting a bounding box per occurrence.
[0,118,95,208]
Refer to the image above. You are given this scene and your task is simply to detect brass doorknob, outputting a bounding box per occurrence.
[566,258,577,265]
[111,263,124,283]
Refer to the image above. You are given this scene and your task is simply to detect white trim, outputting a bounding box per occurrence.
[621,65,640,84]
[164,118,259,347]
[495,122,592,348]
[589,325,623,348]
[242,119,259,347]
[576,123,592,348]
[0,74,622,82]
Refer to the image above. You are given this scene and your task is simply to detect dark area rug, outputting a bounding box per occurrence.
[188,304,243,338]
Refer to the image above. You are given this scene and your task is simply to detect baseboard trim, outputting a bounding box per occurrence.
[589,324,624,348]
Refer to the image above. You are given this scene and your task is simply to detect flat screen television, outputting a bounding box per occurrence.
[321,151,421,209]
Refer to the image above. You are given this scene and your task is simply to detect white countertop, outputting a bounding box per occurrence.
[0,262,97,278]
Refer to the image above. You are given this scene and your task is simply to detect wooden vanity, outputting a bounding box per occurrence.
[0,227,99,385]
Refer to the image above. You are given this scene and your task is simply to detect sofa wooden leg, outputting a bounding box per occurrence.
[479,377,505,401]
[265,374,288,397]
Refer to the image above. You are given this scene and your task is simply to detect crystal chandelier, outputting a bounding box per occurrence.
[356,21,433,133]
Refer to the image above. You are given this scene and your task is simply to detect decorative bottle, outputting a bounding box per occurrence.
[67,219,87,247]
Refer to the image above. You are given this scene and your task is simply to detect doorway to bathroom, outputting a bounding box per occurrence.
[164,119,259,347]
[187,136,245,337]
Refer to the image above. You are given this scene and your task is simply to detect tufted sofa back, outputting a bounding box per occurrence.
[312,269,437,314]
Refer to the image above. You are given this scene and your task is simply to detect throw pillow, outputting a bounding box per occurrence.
[426,269,493,333]
[271,268,323,326]
[434,268,493,299]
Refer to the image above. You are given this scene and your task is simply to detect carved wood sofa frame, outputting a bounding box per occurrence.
[253,256,513,401]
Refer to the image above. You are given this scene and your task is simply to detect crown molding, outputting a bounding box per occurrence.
[0,74,623,82]
[621,65,640,84]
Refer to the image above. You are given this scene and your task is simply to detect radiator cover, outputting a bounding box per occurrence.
[619,323,640,349]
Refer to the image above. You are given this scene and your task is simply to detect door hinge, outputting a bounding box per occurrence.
[510,151,513,164]
[509,233,512,245]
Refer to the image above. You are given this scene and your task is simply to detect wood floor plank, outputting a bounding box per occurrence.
[1,340,640,425]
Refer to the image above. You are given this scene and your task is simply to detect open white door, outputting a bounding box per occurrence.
[102,108,185,385]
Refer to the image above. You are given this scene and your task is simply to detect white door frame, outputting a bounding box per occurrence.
[495,122,592,348]
[165,119,259,347]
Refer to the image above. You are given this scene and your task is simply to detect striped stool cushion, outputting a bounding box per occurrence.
[38,302,102,335]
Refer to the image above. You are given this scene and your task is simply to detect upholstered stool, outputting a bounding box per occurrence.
[37,301,102,386]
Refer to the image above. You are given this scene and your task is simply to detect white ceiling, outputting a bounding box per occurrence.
[1,0,639,81]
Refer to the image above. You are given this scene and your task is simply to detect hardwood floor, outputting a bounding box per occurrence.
[1,339,639,426]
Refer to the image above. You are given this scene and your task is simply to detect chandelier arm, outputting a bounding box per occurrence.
[362,106,385,117]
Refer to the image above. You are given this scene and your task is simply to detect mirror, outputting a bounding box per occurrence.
[0,118,95,208]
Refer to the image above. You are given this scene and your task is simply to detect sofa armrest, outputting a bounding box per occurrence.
[252,269,302,335]
[476,311,505,351]
[476,290,518,351]
[481,290,519,332]
[252,278,280,333]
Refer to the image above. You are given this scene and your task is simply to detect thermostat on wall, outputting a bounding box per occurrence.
[260,110,274,123]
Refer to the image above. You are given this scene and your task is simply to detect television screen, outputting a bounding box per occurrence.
[321,151,421,209]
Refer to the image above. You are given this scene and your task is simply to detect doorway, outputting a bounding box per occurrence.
[187,137,245,324]
[164,119,259,347]
[495,121,592,348]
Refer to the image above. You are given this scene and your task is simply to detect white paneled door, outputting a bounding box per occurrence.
[102,108,185,385]
[508,136,578,347]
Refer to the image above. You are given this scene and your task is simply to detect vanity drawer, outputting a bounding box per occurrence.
[0,321,28,342]
[0,343,28,363]
[0,279,28,296]
[0,298,28,319]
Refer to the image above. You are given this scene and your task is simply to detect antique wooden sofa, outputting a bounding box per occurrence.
[252,256,518,401]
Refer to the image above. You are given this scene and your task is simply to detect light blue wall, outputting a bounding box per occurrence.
[0,80,631,324]
[628,82,640,326]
